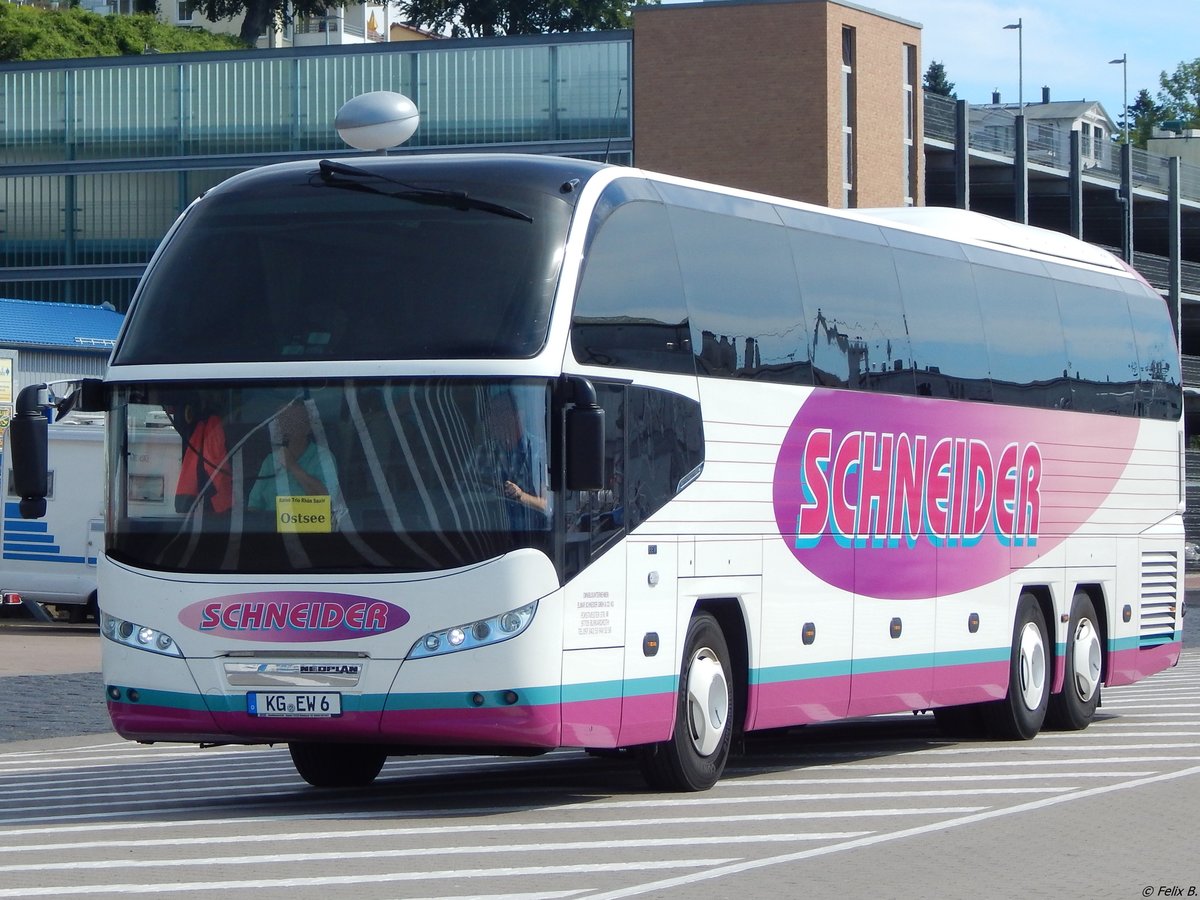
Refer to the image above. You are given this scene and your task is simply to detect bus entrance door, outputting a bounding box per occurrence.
[618,538,680,747]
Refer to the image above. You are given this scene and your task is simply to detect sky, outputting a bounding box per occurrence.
[858,0,1196,120]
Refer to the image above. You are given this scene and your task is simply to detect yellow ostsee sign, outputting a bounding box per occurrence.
[275,495,333,533]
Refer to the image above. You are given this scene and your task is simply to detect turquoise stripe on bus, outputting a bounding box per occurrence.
[561,675,676,703]
[751,659,853,685]
[622,675,677,697]
[1108,633,1183,651]
[933,647,1011,667]
[385,685,560,711]
[563,680,620,703]
[106,686,212,711]
[385,677,670,711]
[752,647,1009,685]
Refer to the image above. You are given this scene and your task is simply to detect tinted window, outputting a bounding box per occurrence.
[562,384,703,578]
[108,379,556,575]
[624,385,704,531]
[974,261,1071,409]
[116,174,571,364]
[1122,278,1183,420]
[787,224,914,393]
[1051,270,1140,415]
[890,243,993,401]
[571,200,694,375]
[665,204,813,384]
[563,382,626,572]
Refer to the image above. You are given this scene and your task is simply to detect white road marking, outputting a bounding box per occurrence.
[580,763,1200,899]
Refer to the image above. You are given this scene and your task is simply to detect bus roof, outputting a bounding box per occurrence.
[851,206,1126,272]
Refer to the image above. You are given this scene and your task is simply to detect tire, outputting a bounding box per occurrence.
[288,742,387,787]
[984,593,1050,740]
[1045,591,1102,731]
[640,612,734,792]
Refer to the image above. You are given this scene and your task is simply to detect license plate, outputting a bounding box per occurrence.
[247,691,341,717]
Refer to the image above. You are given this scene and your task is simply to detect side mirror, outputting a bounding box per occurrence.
[54,377,105,418]
[566,404,605,491]
[9,384,49,519]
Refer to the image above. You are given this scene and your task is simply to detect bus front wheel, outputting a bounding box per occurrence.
[288,741,387,787]
[639,612,733,792]
[1045,591,1102,731]
[985,593,1050,740]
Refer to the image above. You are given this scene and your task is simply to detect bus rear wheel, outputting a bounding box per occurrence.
[288,742,387,787]
[639,612,733,792]
[985,593,1050,740]
[1045,591,1102,731]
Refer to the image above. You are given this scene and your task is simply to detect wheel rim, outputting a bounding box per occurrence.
[1070,617,1102,703]
[1017,621,1046,711]
[685,648,729,757]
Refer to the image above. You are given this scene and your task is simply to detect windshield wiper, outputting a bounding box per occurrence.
[316,159,534,222]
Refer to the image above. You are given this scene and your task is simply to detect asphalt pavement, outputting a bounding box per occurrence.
[0,619,109,742]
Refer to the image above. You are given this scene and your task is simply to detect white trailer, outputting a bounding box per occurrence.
[0,419,104,622]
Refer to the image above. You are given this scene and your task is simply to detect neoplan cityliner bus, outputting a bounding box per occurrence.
[9,152,1184,792]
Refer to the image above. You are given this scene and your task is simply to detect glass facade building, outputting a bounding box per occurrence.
[0,32,632,308]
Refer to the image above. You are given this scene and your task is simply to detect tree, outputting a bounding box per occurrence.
[923,60,955,98]
[1157,57,1200,128]
[1126,88,1165,148]
[0,4,244,61]
[395,0,639,38]
[196,0,351,45]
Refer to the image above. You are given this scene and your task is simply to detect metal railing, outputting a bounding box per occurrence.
[923,92,1200,203]
[1182,355,1200,390]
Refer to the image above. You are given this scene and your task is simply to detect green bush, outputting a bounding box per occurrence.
[0,5,247,61]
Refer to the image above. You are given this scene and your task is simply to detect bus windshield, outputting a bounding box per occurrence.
[111,163,573,365]
[108,379,555,574]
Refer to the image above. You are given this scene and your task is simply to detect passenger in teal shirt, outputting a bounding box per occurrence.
[248,402,339,511]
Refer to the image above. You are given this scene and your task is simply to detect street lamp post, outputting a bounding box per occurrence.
[1110,52,1132,262]
[1004,18,1027,223]
[1004,18,1023,110]
[1109,53,1128,144]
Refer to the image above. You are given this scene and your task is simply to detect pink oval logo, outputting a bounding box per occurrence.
[772,392,1139,599]
[179,592,409,642]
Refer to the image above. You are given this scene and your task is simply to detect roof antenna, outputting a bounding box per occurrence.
[603,88,623,165]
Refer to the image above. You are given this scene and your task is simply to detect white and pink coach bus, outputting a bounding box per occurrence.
[9,153,1184,791]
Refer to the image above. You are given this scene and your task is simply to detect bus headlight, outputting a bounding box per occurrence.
[407,601,537,659]
[100,612,183,658]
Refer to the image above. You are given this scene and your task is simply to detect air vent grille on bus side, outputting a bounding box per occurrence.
[1139,550,1179,648]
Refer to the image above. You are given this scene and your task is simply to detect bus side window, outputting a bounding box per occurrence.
[972,258,1071,410]
[563,384,703,576]
[624,386,704,532]
[565,384,625,574]
[1050,270,1140,416]
[664,202,813,385]
[782,216,915,395]
[570,194,694,376]
[889,240,993,402]
[1122,279,1182,420]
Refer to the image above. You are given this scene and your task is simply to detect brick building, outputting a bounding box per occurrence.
[633,0,922,208]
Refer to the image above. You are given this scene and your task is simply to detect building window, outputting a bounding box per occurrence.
[902,43,917,206]
[176,1,192,22]
[842,26,857,208]
[1081,122,1093,159]
[1093,126,1104,159]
